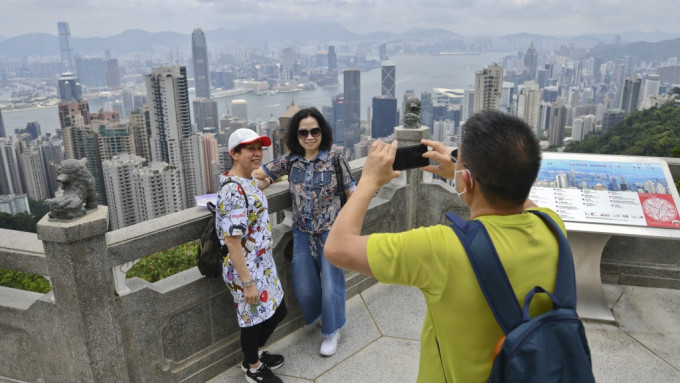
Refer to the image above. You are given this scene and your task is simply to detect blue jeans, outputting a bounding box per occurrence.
[291,226,346,338]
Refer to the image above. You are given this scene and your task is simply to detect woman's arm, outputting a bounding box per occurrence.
[224,236,258,305]
[253,167,273,190]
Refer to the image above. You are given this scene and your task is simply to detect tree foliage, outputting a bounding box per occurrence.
[564,103,680,157]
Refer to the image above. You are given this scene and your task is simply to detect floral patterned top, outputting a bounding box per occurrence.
[262,150,355,234]
[215,173,284,328]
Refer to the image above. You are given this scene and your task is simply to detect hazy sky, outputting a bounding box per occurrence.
[2,0,680,38]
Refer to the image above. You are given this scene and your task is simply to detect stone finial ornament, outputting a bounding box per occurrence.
[47,158,99,220]
[403,97,421,129]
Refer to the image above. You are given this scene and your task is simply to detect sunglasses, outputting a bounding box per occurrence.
[297,127,322,138]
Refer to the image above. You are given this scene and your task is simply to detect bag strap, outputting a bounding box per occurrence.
[333,154,345,199]
[446,210,576,334]
[218,177,249,210]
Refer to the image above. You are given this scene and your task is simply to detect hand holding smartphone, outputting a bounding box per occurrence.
[392,144,429,171]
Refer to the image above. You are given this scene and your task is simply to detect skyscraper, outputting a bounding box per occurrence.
[58,22,74,71]
[58,71,83,102]
[0,106,5,138]
[191,29,211,99]
[328,46,337,76]
[548,100,567,147]
[231,99,248,121]
[193,98,219,132]
[473,64,504,114]
[641,74,660,106]
[0,139,24,195]
[516,81,542,135]
[75,58,108,91]
[343,69,361,150]
[102,154,146,230]
[371,96,398,139]
[381,60,396,98]
[19,147,50,201]
[146,65,196,208]
[619,74,642,114]
[523,42,538,81]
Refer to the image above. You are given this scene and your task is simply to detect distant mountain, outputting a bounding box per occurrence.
[589,37,680,63]
[206,22,358,46]
[0,33,59,56]
[71,29,189,55]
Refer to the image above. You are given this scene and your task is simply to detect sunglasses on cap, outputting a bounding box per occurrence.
[297,127,322,138]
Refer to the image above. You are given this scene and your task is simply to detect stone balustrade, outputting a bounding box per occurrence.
[1,149,679,382]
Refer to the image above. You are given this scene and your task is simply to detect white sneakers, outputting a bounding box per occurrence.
[320,331,340,356]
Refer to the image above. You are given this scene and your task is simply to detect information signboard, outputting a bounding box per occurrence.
[529,152,680,229]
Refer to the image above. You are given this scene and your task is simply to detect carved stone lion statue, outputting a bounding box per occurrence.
[403,97,422,129]
[47,158,99,220]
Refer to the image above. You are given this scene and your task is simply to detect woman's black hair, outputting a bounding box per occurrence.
[285,107,334,156]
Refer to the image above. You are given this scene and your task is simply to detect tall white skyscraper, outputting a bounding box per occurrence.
[183,133,207,201]
[641,74,661,109]
[146,65,200,209]
[191,29,211,99]
[463,88,475,121]
[58,22,74,71]
[201,133,219,193]
[102,154,146,230]
[474,64,504,113]
[516,81,542,135]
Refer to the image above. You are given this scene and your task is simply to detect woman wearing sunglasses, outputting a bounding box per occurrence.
[254,107,355,357]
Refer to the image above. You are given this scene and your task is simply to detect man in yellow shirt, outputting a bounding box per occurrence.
[325,111,564,382]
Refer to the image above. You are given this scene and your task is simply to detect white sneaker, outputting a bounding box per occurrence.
[320,332,340,356]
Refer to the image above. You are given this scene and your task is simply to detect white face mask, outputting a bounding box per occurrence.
[454,168,473,198]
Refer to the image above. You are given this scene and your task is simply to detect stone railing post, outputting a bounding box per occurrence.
[394,124,430,230]
[37,206,130,383]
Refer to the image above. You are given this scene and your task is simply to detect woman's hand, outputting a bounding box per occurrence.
[244,284,259,305]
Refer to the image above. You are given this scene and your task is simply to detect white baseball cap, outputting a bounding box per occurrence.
[228,128,272,151]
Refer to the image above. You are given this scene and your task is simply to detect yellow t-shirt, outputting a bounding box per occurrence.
[367,208,566,383]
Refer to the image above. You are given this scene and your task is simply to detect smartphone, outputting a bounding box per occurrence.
[392,144,429,171]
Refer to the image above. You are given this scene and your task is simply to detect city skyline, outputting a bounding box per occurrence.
[2,0,680,38]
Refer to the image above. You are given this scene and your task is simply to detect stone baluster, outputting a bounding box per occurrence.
[37,206,130,382]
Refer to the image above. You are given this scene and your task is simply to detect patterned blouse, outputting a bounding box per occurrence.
[215,173,284,328]
[262,150,355,234]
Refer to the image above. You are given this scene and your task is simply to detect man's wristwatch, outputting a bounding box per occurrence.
[242,279,254,288]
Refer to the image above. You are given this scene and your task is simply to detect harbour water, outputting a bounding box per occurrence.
[1,52,508,136]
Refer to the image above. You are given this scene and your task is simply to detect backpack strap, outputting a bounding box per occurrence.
[446,210,577,334]
[220,177,249,209]
[446,212,524,333]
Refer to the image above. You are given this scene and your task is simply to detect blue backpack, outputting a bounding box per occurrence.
[447,210,596,383]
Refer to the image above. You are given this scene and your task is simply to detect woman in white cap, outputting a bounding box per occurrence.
[216,128,286,383]
[254,107,355,357]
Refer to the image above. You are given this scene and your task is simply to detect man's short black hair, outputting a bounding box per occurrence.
[461,110,541,207]
[285,107,334,156]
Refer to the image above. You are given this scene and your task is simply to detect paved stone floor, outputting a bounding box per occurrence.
[208,282,680,383]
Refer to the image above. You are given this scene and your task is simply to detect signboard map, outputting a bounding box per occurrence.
[529,155,680,229]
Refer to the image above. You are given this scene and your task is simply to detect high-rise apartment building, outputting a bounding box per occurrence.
[330,94,345,147]
[381,61,395,98]
[191,29,211,99]
[19,147,50,201]
[146,65,197,209]
[619,74,642,114]
[58,22,74,71]
[128,107,151,162]
[58,71,83,102]
[516,81,542,135]
[102,154,146,230]
[106,59,121,89]
[94,120,135,161]
[420,92,434,128]
[193,98,219,131]
[474,64,504,113]
[131,162,184,221]
[183,133,207,201]
[201,133,219,193]
[548,100,567,147]
[641,74,660,107]
[602,109,625,134]
[39,140,63,198]
[343,69,361,150]
[0,139,24,195]
[463,88,475,121]
[231,99,248,121]
[371,96,398,139]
